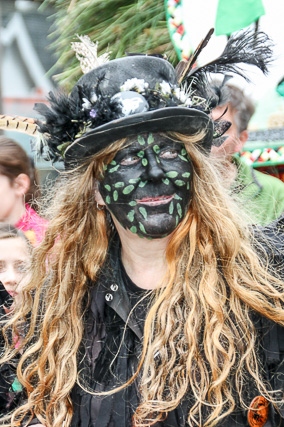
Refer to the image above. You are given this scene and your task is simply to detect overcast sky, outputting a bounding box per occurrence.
[182,0,283,95]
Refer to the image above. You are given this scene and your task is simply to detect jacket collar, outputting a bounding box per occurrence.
[97,233,144,340]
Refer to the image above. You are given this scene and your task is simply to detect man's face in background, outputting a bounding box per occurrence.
[211,104,248,160]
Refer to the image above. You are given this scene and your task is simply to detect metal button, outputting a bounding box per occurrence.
[110,284,118,292]
[154,351,160,360]
[105,293,113,302]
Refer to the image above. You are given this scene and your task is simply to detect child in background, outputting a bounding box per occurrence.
[0,224,32,414]
[0,137,48,246]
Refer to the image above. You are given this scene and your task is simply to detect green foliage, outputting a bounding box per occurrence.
[41,0,178,91]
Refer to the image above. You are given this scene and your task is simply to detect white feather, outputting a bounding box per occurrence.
[71,35,111,74]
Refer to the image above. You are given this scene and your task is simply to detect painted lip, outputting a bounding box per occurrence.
[136,194,174,206]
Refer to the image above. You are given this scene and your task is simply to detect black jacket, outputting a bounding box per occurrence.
[71,219,284,427]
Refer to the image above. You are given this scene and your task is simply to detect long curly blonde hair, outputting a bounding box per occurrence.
[1,131,284,427]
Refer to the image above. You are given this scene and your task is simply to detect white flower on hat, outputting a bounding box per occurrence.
[82,93,98,111]
[82,98,92,109]
[90,93,98,103]
[121,78,149,93]
[184,98,193,107]
[159,81,172,95]
[174,87,188,104]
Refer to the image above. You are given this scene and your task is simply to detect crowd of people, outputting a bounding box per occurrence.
[0,29,283,427]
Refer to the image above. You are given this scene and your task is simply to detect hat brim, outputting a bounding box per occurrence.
[64,107,213,164]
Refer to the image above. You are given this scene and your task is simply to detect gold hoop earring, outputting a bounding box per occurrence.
[96,203,105,211]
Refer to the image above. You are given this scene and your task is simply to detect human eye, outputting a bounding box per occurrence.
[14,261,28,274]
[0,261,6,273]
[120,151,142,166]
[159,148,179,159]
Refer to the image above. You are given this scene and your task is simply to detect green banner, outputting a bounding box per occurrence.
[215,0,265,36]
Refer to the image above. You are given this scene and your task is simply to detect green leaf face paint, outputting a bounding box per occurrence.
[98,133,193,238]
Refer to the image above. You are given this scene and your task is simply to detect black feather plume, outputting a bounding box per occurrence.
[186,29,273,82]
[180,29,273,112]
[34,84,123,162]
[34,91,84,161]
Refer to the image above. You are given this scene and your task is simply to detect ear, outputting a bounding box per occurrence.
[94,181,106,206]
[239,130,248,149]
[13,173,30,196]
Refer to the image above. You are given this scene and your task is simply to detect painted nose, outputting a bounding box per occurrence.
[141,152,164,182]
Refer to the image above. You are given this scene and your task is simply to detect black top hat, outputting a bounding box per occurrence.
[67,56,213,161]
[35,55,213,167]
[34,30,273,167]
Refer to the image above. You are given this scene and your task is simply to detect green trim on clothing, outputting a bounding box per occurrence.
[232,156,284,225]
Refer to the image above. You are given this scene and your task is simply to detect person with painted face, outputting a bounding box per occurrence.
[96,133,193,240]
[1,30,284,427]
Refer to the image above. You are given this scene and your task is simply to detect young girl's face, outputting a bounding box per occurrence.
[0,175,20,222]
[0,236,30,300]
